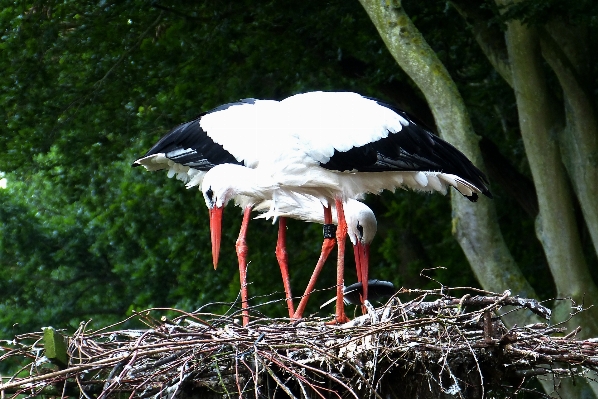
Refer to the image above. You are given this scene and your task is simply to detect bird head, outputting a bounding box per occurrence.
[201,163,275,270]
[202,168,238,270]
[203,185,224,270]
[344,200,377,300]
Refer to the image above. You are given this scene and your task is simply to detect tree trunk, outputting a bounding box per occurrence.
[450,0,513,87]
[357,0,539,328]
[540,22,598,258]
[500,14,598,336]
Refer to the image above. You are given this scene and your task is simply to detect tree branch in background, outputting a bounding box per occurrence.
[450,0,513,87]
[358,0,539,328]
[498,5,598,336]
[539,24,598,257]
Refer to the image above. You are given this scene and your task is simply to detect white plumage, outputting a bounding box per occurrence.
[136,92,488,202]
[280,92,408,157]
[255,196,377,248]
[134,91,492,325]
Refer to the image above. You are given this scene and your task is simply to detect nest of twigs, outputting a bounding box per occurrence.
[1,287,598,398]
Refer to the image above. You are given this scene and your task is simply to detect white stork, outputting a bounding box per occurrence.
[255,195,378,319]
[136,135,376,323]
[200,167,378,325]
[200,91,491,324]
[135,91,491,325]
[134,99,360,324]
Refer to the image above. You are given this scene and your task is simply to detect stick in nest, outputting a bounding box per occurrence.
[0,288,595,399]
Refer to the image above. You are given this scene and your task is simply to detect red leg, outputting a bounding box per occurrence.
[236,206,252,327]
[275,217,295,318]
[293,205,335,320]
[332,198,349,324]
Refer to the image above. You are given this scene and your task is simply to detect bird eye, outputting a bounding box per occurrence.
[206,187,214,203]
[356,222,364,239]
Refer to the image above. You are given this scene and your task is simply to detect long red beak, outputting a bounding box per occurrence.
[209,206,224,270]
[353,242,370,301]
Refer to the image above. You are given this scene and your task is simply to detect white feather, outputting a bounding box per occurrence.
[185,171,205,189]
[254,194,377,246]
[199,99,282,167]
[280,92,407,163]
[134,153,169,171]
[414,171,428,187]
[187,168,200,177]
[425,173,443,192]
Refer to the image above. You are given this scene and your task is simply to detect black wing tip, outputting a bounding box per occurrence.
[464,187,493,202]
[477,178,493,200]
[466,192,479,202]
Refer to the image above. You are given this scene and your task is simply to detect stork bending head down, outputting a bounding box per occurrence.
[135,91,492,326]
[255,195,378,319]
[201,164,279,269]
[199,92,491,323]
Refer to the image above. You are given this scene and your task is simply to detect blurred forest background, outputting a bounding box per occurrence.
[1,0,598,361]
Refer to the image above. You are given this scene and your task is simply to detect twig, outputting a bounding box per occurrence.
[1,290,594,399]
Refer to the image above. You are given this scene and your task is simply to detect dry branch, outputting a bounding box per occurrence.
[1,288,597,398]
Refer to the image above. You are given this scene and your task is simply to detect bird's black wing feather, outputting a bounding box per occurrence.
[133,100,257,170]
[321,99,492,199]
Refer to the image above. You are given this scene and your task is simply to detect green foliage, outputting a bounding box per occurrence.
[1,0,579,338]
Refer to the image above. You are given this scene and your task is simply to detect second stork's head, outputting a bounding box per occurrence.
[201,163,277,269]
[344,199,377,289]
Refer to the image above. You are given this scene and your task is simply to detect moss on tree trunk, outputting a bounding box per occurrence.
[357,0,538,327]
